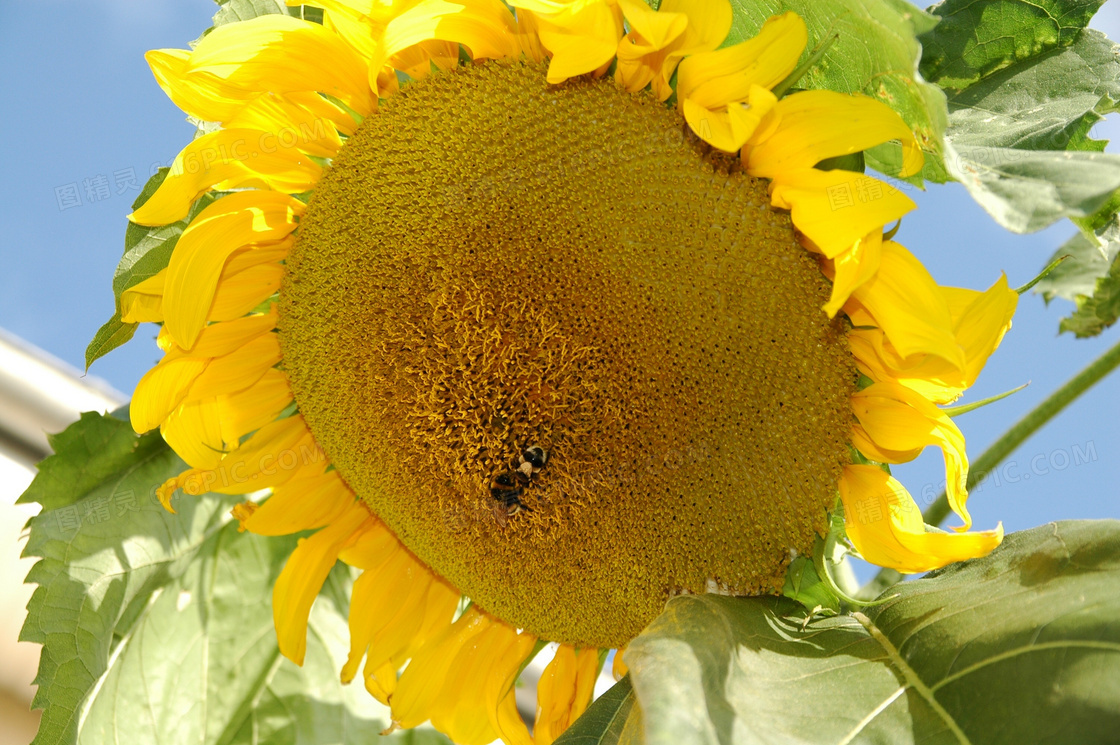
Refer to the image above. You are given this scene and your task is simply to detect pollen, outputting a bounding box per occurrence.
[279,60,856,648]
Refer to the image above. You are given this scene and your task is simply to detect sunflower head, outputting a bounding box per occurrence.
[120,1,1014,742]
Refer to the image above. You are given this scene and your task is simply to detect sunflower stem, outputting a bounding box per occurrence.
[859,335,1120,599]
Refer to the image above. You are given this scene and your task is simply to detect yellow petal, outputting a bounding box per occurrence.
[851,380,973,530]
[482,633,537,745]
[523,1,623,83]
[146,49,248,123]
[164,191,299,350]
[535,646,600,745]
[131,312,278,434]
[161,398,230,470]
[342,546,429,683]
[430,628,512,744]
[246,467,356,536]
[765,169,916,259]
[164,310,278,361]
[273,503,370,665]
[337,518,402,570]
[129,131,320,226]
[382,0,519,64]
[680,84,777,152]
[614,0,686,95]
[681,98,740,152]
[846,240,965,368]
[676,12,806,108]
[943,275,1019,391]
[363,572,460,697]
[746,90,923,179]
[516,8,547,63]
[849,275,1017,404]
[217,367,293,441]
[178,333,280,404]
[846,240,963,369]
[612,647,628,680]
[120,270,167,324]
[173,414,324,496]
[824,229,882,318]
[224,94,345,159]
[840,465,1003,573]
[131,357,210,434]
[661,0,732,54]
[392,606,491,728]
[187,14,374,117]
[208,254,287,322]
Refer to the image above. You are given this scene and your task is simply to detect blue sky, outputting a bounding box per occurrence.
[1,1,1116,569]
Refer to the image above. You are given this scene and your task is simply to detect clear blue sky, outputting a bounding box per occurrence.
[1,1,1116,568]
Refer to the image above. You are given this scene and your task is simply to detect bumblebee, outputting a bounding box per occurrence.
[489,471,531,526]
[516,446,548,478]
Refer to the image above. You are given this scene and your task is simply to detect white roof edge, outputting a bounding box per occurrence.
[0,327,128,459]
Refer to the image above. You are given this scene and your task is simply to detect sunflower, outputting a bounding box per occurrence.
[118,1,1015,742]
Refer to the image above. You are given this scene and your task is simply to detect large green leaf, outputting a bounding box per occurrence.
[1034,231,1120,337]
[20,412,449,745]
[17,411,164,512]
[726,0,947,180]
[588,521,1120,745]
[1058,250,1120,337]
[920,0,1105,90]
[919,1,1120,232]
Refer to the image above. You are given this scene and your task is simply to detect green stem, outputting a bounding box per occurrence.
[860,335,1120,599]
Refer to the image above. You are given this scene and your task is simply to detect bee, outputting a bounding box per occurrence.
[489,446,548,526]
[489,472,530,526]
[516,446,548,478]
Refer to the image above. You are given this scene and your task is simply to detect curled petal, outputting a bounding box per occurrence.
[840,465,1003,573]
[512,0,623,83]
[846,241,964,369]
[850,275,1018,404]
[765,170,915,260]
[823,229,882,318]
[746,90,923,179]
[535,646,600,745]
[120,270,167,324]
[851,380,972,530]
[677,12,805,108]
[382,0,519,65]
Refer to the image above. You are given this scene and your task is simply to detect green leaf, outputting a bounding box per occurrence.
[554,676,642,745]
[619,521,1120,744]
[938,30,1120,153]
[1035,230,1118,303]
[84,318,137,371]
[1060,251,1120,337]
[726,0,948,180]
[920,0,1105,90]
[20,444,233,744]
[212,0,323,26]
[20,411,449,745]
[74,525,410,745]
[1033,229,1120,337]
[17,411,163,511]
[946,143,1120,233]
[919,1,1120,232]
